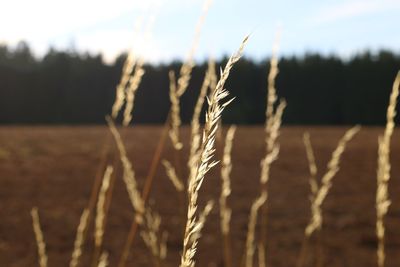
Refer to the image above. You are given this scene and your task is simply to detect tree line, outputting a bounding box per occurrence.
[0,41,399,125]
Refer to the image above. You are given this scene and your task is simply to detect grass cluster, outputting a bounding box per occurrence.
[25,1,400,267]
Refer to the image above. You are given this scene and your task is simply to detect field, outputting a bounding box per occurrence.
[1,126,400,267]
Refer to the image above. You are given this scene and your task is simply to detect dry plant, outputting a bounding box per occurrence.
[168,0,213,150]
[117,3,215,262]
[192,200,215,242]
[111,50,136,119]
[303,133,318,202]
[95,166,113,248]
[82,12,158,267]
[297,126,360,267]
[245,192,267,267]
[31,207,48,267]
[140,210,168,262]
[166,59,216,238]
[188,59,216,185]
[169,70,184,150]
[97,252,109,267]
[304,126,360,236]
[69,209,90,267]
[259,33,286,262]
[219,125,237,267]
[121,10,158,126]
[91,165,114,267]
[179,36,249,267]
[162,159,185,192]
[376,71,400,267]
[107,117,167,266]
[111,12,155,121]
[123,59,145,126]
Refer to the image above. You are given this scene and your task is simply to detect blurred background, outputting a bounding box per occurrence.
[0,0,399,124]
[1,1,400,267]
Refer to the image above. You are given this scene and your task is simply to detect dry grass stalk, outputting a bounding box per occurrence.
[160,231,169,260]
[116,6,215,258]
[116,120,170,267]
[122,59,145,126]
[169,71,183,150]
[260,34,286,186]
[140,210,168,262]
[107,117,145,221]
[188,59,215,185]
[107,117,166,263]
[97,252,108,267]
[265,32,280,133]
[303,133,318,202]
[208,58,218,100]
[162,159,184,192]
[220,125,236,234]
[258,97,286,264]
[111,13,154,120]
[260,100,286,185]
[376,71,400,267]
[219,125,236,267]
[168,0,213,150]
[111,51,136,119]
[259,37,286,259]
[176,0,213,97]
[180,36,248,267]
[296,127,360,267]
[69,209,90,267]
[191,59,214,143]
[31,207,48,267]
[95,166,114,248]
[245,192,267,267]
[192,200,214,242]
[305,125,360,237]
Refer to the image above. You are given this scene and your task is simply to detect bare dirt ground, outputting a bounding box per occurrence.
[1,126,400,267]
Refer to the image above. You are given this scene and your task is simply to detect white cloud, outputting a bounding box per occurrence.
[75,28,164,64]
[0,0,204,60]
[309,0,400,24]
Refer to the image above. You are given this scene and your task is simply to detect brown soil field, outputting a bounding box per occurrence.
[1,126,400,267]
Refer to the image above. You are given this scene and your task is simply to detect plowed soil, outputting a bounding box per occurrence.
[1,126,400,267]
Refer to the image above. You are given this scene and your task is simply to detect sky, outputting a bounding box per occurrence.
[1,0,399,63]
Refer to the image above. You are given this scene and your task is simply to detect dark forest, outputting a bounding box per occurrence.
[1,42,399,125]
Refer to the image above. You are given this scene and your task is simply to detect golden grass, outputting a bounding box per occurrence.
[107,117,166,264]
[111,51,136,119]
[297,126,360,267]
[168,0,213,152]
[188,59,215,189]
[376,71,400,267]
[31,207,48,267]
[22,2,400,265]
[111,13,155,122]
[259,35,286,263]
[220,125,236,235]
[69,209,90,267]
[176,0,213,98]
[97,252,108,267]
[168,70,183,150]
[95,166,113,248]
[245,192,267,267]
[219,125,236,267]
[179,36,248,267]
[123,60,145,126]
[162,159,184,192]
[303,133,318,200]
[304,126,360,237]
